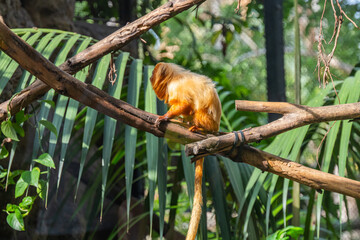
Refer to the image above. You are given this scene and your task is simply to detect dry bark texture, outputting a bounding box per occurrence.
[185,100,360,157]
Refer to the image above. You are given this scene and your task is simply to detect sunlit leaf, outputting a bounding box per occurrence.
[39,100,56,109]
[125,59,143,226]
[39,119,58,138]
[6,203,17,212]
[15,178,28,198]
[100,52,129,220]
[144,65,158,236]
[37,179,47,200]
[12,122,24,138]
[19,196,35,209]
[1,120,19,141]
[33,153,55,169]
[29,167,40,187]
[0,145,9,159]
[6,209,25,231]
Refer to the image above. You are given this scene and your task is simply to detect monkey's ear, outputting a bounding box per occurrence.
[150,63,169,101]
[150,62,166,85]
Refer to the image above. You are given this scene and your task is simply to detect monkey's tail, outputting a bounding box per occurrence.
[186,157,204,240]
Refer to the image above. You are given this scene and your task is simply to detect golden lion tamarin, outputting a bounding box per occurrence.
[150,62,221,240]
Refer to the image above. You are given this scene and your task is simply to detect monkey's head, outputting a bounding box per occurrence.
[150,62,176,101]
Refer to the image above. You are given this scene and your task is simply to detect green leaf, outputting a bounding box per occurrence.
[14,31,43,92]
[0,169,6,179]
[125,59,143,226]
[15,178,28,198]
[316,78,351,238]
[6,209,25,231]
[15,110,30,124]
[156,99,168,240]
[76,52,110,199]
[0,145,9,159]
[211,30,222,45]
[6,143,18,190]
[19,196,35,209]
[99,52,129,220]
[37,179,47,200]
[181,147,195,205]
[20,170,32,183]
[33,153,55,169]
[225,30,234,44]
[15,168,39,190]
[205,156,231,239]
[1,120,19,141]
[7,170,23,185]
[39,120,58,138]
[31,90,56,160]
[39,99,55,109]
[50,95,69,193]
[285,226,304,238]
[6,203,18,212]
[12,122,25,137]
[48,95,68,156]
[29,167,40,187]
[144,65,158,237]
[266,226,304,240]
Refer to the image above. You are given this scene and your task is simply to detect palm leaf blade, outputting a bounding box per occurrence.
[125,59,143,227]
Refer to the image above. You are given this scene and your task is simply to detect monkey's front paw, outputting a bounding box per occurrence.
[155,116,168,128]
[189,126,205,133]
[188,126,198,132]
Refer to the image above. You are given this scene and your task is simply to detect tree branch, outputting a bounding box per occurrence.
[185,100,360,157]
[0,0,205,122]
[1,19,360,200]
[232,145,360,199]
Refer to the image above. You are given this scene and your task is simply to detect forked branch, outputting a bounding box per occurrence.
[185,100,360,157]
[0,0,205,122]
[1,21,360,199]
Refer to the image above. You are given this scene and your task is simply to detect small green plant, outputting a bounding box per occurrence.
[0,108,57,231]
[1,109,30,142]
[266,225,304,240]
[1,153,55,231]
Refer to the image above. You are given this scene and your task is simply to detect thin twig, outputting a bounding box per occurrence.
[317,0,359,88]
[336,0,360,29]
[328,0,338,43]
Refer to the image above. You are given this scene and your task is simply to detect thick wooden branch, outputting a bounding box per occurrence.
[0,21,204,142]
[185,100,360,157]
[234,146,360,199]
[1,20,360,200]
[0,0,205,122]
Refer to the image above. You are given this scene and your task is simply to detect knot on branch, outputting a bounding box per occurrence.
[185,136,220,157]
[185,130,246,163]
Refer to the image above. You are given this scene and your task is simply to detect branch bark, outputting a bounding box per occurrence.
[0,0,205,122]
[236,146,360,199]
[185,100,360,157]
[1,18,360,200]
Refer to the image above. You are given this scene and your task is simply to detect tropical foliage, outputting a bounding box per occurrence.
[0,1,360,239]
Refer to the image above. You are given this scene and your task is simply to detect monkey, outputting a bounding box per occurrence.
[150,62,221,240]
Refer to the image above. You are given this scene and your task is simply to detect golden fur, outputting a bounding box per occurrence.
[150,62,221,131]
[151,62,221,240]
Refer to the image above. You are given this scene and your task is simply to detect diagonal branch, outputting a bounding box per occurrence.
[185,100,360,157]
[236,145,360,199]
[0,0,206,122]
[1,20,360,200]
